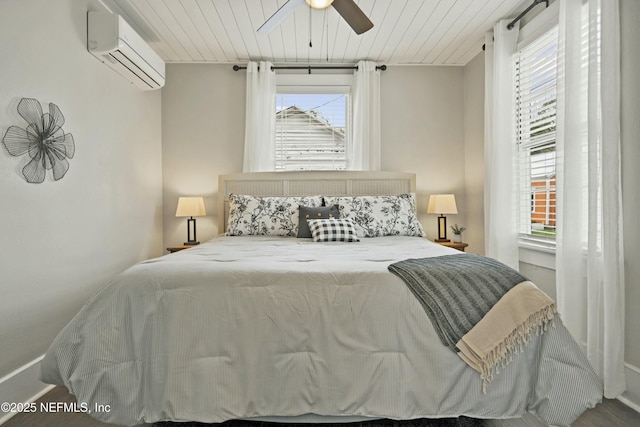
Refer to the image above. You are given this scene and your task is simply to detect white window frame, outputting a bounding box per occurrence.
[275,74,353,171]
[514,2,559,262]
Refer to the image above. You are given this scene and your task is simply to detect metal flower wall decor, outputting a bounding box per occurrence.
[2,98,75,183]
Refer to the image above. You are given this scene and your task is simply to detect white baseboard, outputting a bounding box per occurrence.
[619,363,640,413]
[0,355,55,425]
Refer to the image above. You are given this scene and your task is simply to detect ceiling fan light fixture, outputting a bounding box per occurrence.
[305,0,334,9]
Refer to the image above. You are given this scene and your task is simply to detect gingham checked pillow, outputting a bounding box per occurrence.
[307,218,360,242]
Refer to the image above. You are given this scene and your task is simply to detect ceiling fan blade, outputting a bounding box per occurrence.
[331,0,373,35]
[257,0,306,34]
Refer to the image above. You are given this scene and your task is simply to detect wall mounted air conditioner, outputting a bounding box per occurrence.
[87,11,165,90]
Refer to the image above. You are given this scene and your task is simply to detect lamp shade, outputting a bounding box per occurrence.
[175,197,206,217]
[427,194,458,215]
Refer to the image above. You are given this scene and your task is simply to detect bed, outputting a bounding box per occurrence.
[40,171,602,427]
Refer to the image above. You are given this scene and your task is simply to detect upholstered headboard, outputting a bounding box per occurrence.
[218,171,416,233]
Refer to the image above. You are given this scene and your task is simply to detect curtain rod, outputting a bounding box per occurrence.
[232,64,387,73]
[482,0,549,50]
[507,0,549,30]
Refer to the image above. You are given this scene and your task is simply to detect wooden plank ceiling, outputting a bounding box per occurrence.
[102,0,534,66]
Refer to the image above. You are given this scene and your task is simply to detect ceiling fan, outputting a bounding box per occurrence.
[258,0,374,35]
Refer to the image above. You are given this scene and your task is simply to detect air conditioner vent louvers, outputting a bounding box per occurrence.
[108,50,161,89]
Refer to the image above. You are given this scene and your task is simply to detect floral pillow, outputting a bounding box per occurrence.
[226,194,323,237]
[324,194,425,238]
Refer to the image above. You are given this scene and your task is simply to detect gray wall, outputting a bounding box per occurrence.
[620,0,640,370]
[0,0,163,379]
[162,64,245,247]
[463,53,486,255]
[380,66,467,245]
[162,65,470,249]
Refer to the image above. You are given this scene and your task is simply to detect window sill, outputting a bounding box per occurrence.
[519,240,556,270]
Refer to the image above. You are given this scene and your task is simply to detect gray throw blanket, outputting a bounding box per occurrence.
[388,254,528,351]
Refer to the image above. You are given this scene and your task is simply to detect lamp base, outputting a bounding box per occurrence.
[436,215,449,242]
[184,217,199,246]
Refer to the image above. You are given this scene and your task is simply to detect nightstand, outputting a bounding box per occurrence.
[166,245,193,253]
[435,241,469,252]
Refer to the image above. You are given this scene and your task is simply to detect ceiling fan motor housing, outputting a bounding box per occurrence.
[306,0,334,9]
[259,0,373,35]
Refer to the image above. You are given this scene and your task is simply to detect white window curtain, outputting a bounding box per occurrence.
[243,61,276,172]
[350,60,381,171]
[483,21,520,270]
[555,0,625,398]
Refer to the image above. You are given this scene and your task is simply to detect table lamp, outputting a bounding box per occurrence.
[427,194,458,242]
[175,196,206,245]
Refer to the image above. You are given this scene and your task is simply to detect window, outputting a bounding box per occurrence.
[275,92,350,171]
[514,27,558,244]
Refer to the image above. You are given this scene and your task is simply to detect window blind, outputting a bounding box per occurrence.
[514,27,558,243]
[275,93,349,171]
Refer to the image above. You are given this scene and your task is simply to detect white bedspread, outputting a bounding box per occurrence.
[40,236,602,426]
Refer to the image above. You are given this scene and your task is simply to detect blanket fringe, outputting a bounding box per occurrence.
[480,305,557,393]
